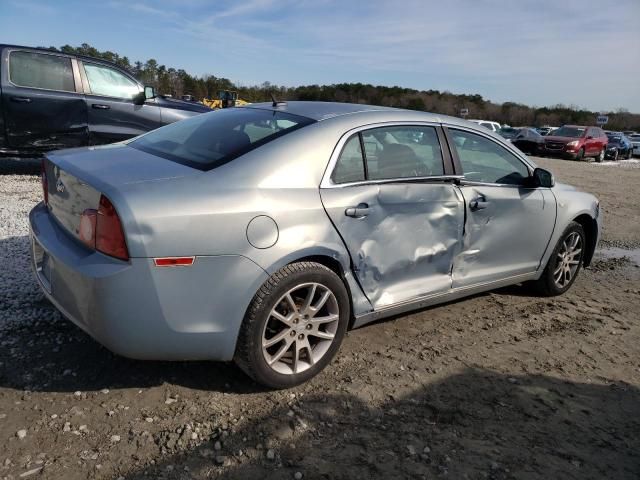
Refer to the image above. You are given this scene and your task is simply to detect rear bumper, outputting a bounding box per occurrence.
[29,203,268,361]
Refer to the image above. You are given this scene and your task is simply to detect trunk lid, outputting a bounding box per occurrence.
[44,143,198,242]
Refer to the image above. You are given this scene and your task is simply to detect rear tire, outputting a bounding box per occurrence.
[596,149,605,163]
[234,262,350,389]
[532,222,585,296]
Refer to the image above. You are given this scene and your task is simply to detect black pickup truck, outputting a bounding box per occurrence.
[0,45,211,157]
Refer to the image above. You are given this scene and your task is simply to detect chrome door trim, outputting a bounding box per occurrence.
[352,271,538,328]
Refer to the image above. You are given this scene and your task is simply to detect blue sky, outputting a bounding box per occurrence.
[2,0,639,112]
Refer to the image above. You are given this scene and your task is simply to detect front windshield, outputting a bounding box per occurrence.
[130,108,314,170]
[552,126,585,138]
[607,136,621,144]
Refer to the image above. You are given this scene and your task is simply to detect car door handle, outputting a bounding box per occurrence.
[92,104,110,109]
[10,96,31,103]
[469,197,489,211]
[345,203,370,218]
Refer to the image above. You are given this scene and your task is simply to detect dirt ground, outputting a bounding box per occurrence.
[0,156,639,480]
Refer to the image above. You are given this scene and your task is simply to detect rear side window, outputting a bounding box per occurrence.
[130,108,315,171]
[83,63,140,99]
[331,136,365,184]
[9,51,75,92]
[331,125,445,184]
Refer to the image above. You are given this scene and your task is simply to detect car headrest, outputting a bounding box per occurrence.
[218,130,251,156]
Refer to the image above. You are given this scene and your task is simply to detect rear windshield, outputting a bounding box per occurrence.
[130,108,314,170]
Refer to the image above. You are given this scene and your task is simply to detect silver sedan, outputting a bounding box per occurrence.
[30,102,601,388]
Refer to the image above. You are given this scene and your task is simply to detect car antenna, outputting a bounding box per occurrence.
[271,93,286,107]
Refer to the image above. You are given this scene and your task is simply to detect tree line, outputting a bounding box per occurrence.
[45,44,640,131]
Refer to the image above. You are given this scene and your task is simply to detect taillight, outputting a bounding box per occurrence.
[78,195,129,261]
[41,159,48,206]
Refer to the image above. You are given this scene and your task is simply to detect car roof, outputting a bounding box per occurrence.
[0,44,124,70]
[244,101,402,121]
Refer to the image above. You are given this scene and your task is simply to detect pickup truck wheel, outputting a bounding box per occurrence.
[234,262,350,389]
[532,221,585,297]
[627,149,633,160]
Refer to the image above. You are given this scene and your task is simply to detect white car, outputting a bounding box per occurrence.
[629,134,640,157]
[468,119,502,132]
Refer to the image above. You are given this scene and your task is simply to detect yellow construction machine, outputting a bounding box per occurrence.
[202,90,249,109]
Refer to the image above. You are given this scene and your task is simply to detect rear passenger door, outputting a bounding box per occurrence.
[320,124,464,310]
[1,49,88,150]
[78,61,162,144]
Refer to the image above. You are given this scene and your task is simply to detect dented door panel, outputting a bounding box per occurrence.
[452,185,556,288]
[321,182,464,309]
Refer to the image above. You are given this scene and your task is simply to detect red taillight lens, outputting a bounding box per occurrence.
[41,159,48,206]
[95,195,129,261]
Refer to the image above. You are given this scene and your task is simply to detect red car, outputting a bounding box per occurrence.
[542,125,608,162]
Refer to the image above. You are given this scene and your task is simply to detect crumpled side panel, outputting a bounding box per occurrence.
[452,185,555,288]
[321,183,464,309]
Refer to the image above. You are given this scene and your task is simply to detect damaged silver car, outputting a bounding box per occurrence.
[30,102,601,388]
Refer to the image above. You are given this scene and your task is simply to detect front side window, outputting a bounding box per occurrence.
[83,63,140,99]
[130,108,315,171]
[450,129,529,185]
[9,51,75,92]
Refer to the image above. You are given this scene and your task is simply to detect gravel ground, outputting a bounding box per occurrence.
[0,156,639,480]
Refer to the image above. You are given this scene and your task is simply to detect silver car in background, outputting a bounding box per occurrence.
[30,102,601,388]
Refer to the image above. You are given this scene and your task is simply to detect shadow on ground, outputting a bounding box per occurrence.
[117,368,639,480]
[0,157,40,175]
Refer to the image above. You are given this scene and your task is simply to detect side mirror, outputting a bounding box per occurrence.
[586,135,593,139]
[529,167,554,188]
[133,91,146,105]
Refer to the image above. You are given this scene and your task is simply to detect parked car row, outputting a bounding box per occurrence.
[0,44,212,157]
[498,127,545,155]
[604,132,634,160]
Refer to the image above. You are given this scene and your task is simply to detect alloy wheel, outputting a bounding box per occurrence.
[261,282,339,375]
[552,232,583,288]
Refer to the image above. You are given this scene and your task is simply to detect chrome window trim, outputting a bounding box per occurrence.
[6,48,79,94]
[320,121,449,189]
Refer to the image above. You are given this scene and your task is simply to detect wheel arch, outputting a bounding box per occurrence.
[285,254,361,328]
[573,213,598,267]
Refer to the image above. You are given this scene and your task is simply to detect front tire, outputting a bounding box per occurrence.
[234,262,350,388]
[575,148,585,161]
[532,222,585,296]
